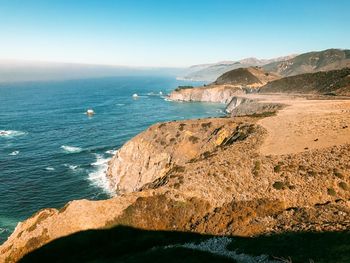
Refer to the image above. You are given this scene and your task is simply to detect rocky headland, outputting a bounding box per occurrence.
[168,67,278,104]
[1,53,350,262]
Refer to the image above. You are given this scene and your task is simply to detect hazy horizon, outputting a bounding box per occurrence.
[0,0,349,68]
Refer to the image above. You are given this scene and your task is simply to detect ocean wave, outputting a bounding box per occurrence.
[63,164,80,172]
[88,154,114,196]
[0,130,27,138]
[0,227,9,234]
[116,103,125,106]
[61,145,83,153]
[9,151,19,156]
[105,149,117,155]
[45,167,55,171]
[147,91,163,96]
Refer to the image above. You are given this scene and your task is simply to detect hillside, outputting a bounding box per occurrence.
[180,55,296,81]
[260,67,350,96]
[263,49,350,77]
[214,67,279,86]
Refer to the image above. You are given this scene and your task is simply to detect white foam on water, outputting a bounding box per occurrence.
[0,227,9,234]
[61,145,83,153]
[63,164,81,173]
[162,237,278,263]
[0,130,27,138]
[9,151,19,156]
[88,154,114,196]
[105,149,117,155]
[45,167,55,171]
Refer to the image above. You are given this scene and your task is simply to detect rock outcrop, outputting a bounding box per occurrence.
[106,118,242,194]
[168,85,245,103]
[228,99,284,117]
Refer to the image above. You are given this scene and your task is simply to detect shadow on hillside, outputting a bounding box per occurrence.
[19,226,350,263]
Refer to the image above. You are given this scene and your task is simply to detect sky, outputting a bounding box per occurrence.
[0,0,349,67]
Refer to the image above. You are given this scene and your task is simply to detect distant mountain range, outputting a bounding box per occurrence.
[179,55,297,81]
[180,49,350,81]
[262,49,350,77]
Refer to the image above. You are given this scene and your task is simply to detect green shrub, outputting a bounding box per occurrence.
[174,86,193,91]
[188,136,199,144]
[273,181,285,190]
[274,165,281,173]
[333,169,344,179]
[327,188,336,196]
[338,181,349,191]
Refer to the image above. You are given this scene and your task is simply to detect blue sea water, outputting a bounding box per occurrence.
[0,76,225,244]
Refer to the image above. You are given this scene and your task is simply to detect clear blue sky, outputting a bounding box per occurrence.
[0,0,349,67]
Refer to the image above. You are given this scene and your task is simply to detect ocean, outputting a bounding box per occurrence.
[0,76,225,243]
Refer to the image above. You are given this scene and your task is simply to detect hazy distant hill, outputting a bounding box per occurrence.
[179,55,296,82]
[263,49,350,77]
[0,60,184,82]
[260,67,350,96]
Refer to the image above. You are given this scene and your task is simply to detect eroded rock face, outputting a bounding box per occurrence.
[106,118,242,194]
[168,85,245,103]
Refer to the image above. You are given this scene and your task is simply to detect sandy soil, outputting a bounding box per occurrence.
[243,94,350,155]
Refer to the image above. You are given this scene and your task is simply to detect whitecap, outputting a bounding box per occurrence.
[0,130,27,138]
[9,151,19,156]
[105,149,117,155]
[88,154,114,195]
[63,164,79,171]
[0,227,9,234]
[45,167,55,171]
[61,145,83,153]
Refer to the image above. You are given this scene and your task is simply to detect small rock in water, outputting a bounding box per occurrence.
[86,109,95,116]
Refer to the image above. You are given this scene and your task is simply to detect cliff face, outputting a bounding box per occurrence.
[107,118,241,194]
[1,96,350,263]
[168,85,245,103]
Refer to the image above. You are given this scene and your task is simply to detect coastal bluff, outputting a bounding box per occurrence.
[168,67,279,103]
[1,94,350,262]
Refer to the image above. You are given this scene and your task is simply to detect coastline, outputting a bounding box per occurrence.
[1,89,350,262]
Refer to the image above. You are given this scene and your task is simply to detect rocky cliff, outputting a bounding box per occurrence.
[1,95,350,262]
[168,85,245,104]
